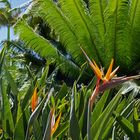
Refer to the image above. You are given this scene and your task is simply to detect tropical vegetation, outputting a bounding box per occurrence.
[0,0,140,140]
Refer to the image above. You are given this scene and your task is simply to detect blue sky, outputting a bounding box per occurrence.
[0,0,29,42]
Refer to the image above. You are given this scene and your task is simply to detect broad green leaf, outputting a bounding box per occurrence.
[4,66,18,96]
[114,112,134,139]
[0,78,14,133]
[38,65,49,88]
[90,91,122,140]
[69,83,81,140]
[25,88,53,140]
[102,98,127,139]
[33,119,42,140]
[59,0,102,63]
[42,109,52,140]
[91,89,110,124]
[0,44,6,74]
[87,100,92,140]
[121,100,135,117]
[78,90,85,120]
[13,101,24,140]
[112,126,117,140]
[53,121,69,138]
[89,0,106,41]
[55,83,68,101]
[133,105,140,140]
[79,89,91,139]
[21,83,34,110]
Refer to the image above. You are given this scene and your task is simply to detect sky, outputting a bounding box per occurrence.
[0,0,29,42]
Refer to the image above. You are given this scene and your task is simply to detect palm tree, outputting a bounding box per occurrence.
[0,0,12,41]
[14,0,140,80]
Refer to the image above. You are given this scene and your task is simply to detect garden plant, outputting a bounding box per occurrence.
[0,0,140,140]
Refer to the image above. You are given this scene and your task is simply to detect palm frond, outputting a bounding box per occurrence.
[0,9,9,26]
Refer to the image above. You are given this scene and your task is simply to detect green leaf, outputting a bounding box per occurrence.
[55,83,68,101]
[91,89,110,124]
[25,88,53,140]
[0,78,14,133]
[53,121,69,138]
[133,105,140,140]
[14,19,58,58]
[114,112,134,139]
[14,19,81,79]
[42,109,52,140]
[69,83,81,140]
[102,98,127,139]
[21,83,34,110]
[33,119,42,140]
[89,0,106,41]
[13,101,24,140]
[59,0,101,62]
[79,89,91,139]
[104,0,133,69]
[38,65,49,88]
[0,44,6,74]
[4,66,18,96]
[32,0,83,64]
[90,90,122,140]
[112,126,117,140]
[130,0,140,63]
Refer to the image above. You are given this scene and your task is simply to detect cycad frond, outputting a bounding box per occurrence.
[89,0,107,40]
[13,0,140,80]
[14,19,58,58]
[14,19,82,78]
[31,0,85,65]
[59,0,105,64]
[130,0,140,64]
[59,0,98,61]
[104,0,132,70]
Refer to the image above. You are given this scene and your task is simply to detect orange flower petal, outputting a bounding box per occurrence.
[92,59,103,80]
[104,59,114,81]
[51,112,61,136]
[89,62,102,79]
[110,66,119,79]
[31,87,38,112]
[81,47,103,80]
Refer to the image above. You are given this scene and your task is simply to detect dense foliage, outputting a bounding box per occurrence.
[0,0,140,140]
[14,0,140,79]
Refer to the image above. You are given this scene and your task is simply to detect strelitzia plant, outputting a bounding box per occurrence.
[81,48,140,140]
[31,87,38,112]
[50,108,62,136]
[81,47,140,109]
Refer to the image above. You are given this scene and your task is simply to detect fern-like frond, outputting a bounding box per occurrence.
[14,19,82,78]
[130,0,140,64]
[32,0,107,66]
[14,19,58,58]
[59,0,100,62]
[31,0,86,66]
[115,0,132,69]
[104,0,132,70]
[89,0,107,41]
